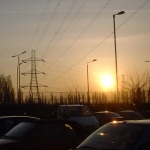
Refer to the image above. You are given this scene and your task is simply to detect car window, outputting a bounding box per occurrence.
[0,119,16,136]
[141,112,150,119]
[59,108,69,118]
[6,122,37,139]
[95,113,104,120]
[122,112,130,119]
[95,113,120,120]
[40,123,77,140]
[117,111,143,120]
[130,112,143,119]
[0,119,14,129]
[109,113,120,117]
[67,106,92,117]
[78,123,147,149]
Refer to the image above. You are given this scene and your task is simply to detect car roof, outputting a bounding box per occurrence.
[59,104,85,107]
[0,116,40,120]
[94,111,117,114]
[112,119,150,125]
[19,118,82,124]
[43,119,82,124]
[117,110,137,112]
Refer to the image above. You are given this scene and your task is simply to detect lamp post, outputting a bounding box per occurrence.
[12,51,26,102]
[113,11,125,103]
[87,59,97,104]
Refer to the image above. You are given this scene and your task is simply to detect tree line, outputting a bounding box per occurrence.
[0,68,150,105]
[0,67,150,115]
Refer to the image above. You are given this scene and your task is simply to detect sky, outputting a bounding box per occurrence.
[0,0,150,95]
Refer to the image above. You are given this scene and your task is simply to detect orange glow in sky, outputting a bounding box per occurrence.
[0,0,149,94]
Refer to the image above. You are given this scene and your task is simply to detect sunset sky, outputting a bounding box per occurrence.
[0,0,150,95]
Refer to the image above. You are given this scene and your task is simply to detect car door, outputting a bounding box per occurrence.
[28,122,78,150]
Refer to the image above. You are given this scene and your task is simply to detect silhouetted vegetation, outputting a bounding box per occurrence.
[0,74,15,105]
[1,68,150,115]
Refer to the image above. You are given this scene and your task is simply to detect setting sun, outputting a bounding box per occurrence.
[101,74,113,89]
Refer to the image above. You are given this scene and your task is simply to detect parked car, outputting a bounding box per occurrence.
[73,120,150,150]
[57,104,99,132]
[117,110,143,120]
[140,110,150,119]
[0,119,90,150]
[0,115,40,137]
[93,111,124,126]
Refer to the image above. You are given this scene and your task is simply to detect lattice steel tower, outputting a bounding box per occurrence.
[22,50,45,103]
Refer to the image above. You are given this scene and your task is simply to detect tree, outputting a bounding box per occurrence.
[0,74,15,105]
[123,68,149,104]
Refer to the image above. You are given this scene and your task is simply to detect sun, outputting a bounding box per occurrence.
[101,74,113,89]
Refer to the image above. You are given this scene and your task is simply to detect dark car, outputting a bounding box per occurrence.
[140,110,150,119]
[73,120,150,150]
[0,116,40,137]
[117,110,144,120]
[93,111,124,126]
[0,119,90,150]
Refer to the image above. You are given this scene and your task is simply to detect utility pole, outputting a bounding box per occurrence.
[113,11,125,103]
[12,51,26,103]
[22,50,47,103]
[87,59,97,104]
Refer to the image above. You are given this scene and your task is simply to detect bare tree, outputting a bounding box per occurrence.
[123,68,149,104]
[0,74,15,105]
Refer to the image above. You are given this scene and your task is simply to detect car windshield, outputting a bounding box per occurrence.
[77,122,147,149]
[5,122,37,139]
[67,106,92,117]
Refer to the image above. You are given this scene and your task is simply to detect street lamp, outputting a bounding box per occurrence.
[113,11,125,103]
[87,59,97,104]
[12,51,26,102]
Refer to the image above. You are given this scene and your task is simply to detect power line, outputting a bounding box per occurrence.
[43,0,112,72]
[34,0,63,51]
[44,0,149,87]
[41,0,88,59]
[23,0,51,59]
[21,0,150,92]
[40,0,77,58]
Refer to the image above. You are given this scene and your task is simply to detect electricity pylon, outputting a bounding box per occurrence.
[22,50,46,103]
